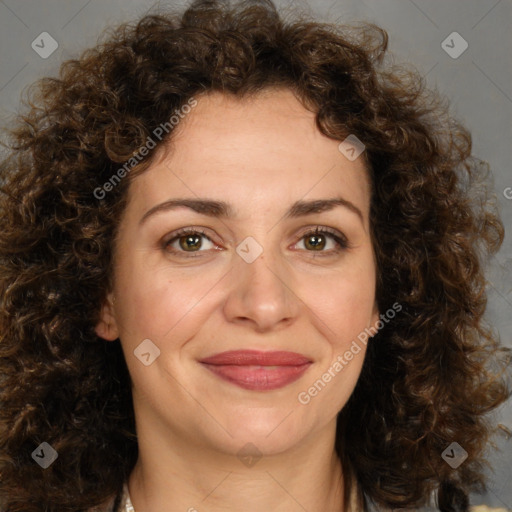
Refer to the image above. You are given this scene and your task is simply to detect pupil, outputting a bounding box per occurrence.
[307,235,325,250]
[180,235,202,251]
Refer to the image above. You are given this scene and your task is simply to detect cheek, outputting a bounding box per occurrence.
[300,262,377,347]
[113,252,227,343]
[298,275,373,414]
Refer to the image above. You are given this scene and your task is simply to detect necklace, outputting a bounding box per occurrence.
[123,483,135,512]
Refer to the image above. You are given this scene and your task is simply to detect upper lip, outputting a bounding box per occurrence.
[199,350,312,366]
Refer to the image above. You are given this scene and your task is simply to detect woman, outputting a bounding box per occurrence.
[0,1,509,511]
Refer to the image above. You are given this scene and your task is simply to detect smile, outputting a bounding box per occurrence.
[199,350,313,391]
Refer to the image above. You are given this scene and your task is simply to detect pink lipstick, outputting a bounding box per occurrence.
[199,350,312,391]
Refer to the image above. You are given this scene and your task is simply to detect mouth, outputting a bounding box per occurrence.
[199,350,313,391]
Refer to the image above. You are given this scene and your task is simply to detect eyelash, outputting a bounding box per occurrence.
[162,226,349,258]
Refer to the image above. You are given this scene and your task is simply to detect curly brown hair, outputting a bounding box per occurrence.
[0,1,510,511]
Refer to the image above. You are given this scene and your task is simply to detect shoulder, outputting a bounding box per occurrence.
[470,506,510,512]
[351,484,510,512]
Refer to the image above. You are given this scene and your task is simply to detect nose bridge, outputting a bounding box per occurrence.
[241,247,283,292]
[223,239,298,330]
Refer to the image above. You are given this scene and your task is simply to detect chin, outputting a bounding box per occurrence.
[215,408,310,454]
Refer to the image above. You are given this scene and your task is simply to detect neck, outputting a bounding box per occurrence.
[127,420,347,512]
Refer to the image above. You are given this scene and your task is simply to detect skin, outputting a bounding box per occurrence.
[96,88,379,512]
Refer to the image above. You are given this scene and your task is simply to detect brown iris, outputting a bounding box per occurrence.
[179,234,203,251]
[304,234,326,251]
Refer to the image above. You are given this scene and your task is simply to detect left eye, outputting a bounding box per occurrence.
[294,229,347,252]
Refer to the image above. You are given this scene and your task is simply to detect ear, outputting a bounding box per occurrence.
[95,292,119,341]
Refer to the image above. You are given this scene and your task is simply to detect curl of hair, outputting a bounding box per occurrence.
[0,1,509,511]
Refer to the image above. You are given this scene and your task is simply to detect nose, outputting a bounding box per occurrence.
[222,249,299,333]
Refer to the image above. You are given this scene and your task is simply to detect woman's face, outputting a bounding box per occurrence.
[96,88,379,457]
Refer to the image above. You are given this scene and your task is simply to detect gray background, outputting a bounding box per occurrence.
[0,0,510,509]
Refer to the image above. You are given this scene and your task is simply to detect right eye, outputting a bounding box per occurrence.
[163,228,219,256]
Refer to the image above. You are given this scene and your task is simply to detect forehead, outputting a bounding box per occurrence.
[126,88,371,222]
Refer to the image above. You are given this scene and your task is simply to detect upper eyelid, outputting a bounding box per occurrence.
[164,227,212,239]
[164,226,345,240]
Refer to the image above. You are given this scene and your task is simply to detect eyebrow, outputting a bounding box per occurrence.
[139,197,364,225]
[285,198,363,222]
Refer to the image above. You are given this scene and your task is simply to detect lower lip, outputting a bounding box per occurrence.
[201,363,312,391]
